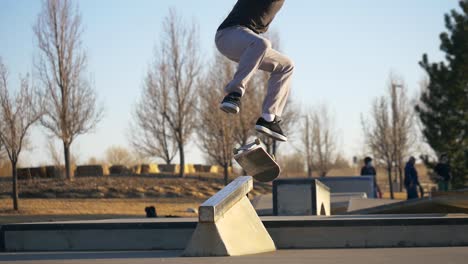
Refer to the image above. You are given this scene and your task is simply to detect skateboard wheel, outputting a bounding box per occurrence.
[254,138,261,145]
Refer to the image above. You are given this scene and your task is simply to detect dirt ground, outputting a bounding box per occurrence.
[0,175,272,199]
[0,175,272,224]
[0,175,424,224]
[0,198,203,224]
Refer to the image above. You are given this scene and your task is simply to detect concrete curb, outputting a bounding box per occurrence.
[2,214,467,252]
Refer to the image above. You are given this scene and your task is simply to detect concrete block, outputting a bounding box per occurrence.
[2,215,468,251]
[330,192,368,214]
[347,198,400,212]
[252,194,273,216]
[273,179,330,216]
[316,176,376,198]
[183,176,275,257]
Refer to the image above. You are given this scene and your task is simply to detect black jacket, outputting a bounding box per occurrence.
[218,0,285,34]
[434,163,451,181]
[404,162,420,189]
[360,166,376,176]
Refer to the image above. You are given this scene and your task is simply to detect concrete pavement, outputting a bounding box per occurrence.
[0,248,467,264]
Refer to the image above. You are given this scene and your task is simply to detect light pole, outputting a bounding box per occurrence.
[391,82,403,193]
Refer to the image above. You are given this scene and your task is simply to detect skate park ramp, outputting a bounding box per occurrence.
[252,192,367,216]
[329,192,368,214]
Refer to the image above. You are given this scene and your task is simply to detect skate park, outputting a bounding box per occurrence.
[1,175,467,263]
[1,0,468,263]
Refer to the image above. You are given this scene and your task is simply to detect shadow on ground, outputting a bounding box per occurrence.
[0,251,182,261]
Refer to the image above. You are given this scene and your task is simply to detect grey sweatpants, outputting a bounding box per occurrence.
[215,26,294,117]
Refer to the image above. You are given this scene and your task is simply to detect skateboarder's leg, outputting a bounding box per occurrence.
[215,27,272,96]
[253,49,293,142]
[258,49,294,117]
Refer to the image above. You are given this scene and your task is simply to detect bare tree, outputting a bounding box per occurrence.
[362,97,394,198]
[302,114,313,177]
[277,152,305,178]
[154,9,200,177]
[0,58,43,210]
[301,105,338,177]
[198,54,236,185]
[312,105,337,177]
[87,156,101,165]
[361,74,416,198]
[105,145,134,166]
[46,138,63,166]
[46,137,80,173]
[130,57,177,165]
[333,153,351,169]
[389,75,415,191]
[34,0,102,181]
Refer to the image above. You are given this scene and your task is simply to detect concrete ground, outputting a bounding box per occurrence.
[1,248,467,264]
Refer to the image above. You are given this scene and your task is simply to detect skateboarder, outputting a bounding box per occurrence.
[216,0,293,142]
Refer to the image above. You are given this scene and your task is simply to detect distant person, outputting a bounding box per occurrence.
[434,154,451,192]
[145,206,157,218]
[404,156,421,200]
[360,157,382,198]
[216,0,293,142]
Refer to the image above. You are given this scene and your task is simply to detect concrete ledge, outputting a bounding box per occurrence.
[346,197,468,214]
[316,176,376,198]
[347,198,400,212]
[1,218,196,251]
[198,176,253,223]
[183,176,275,256]
[2,215,467,252]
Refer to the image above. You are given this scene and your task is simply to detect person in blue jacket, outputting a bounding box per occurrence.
[404,156,421,200]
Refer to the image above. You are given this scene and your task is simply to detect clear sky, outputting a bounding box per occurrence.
[0,0,460,166]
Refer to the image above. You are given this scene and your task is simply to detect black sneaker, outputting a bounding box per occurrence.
[220,92,241,114]
[255,117,288,142]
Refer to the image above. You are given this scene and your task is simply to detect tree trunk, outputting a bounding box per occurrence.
[223,162,229,186]
[398,166,403,192]
[178,143,185,178]
[63,142,73,181]
[307,164,312,178]
[12,161,19,211]
[387,165,394,199]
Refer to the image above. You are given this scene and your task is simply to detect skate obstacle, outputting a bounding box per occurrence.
[183,176,276,257]
[273,179,331,216]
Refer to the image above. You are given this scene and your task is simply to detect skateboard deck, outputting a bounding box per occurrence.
[233,138,280,182]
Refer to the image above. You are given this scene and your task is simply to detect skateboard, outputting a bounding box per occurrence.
[233,138,281,182]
